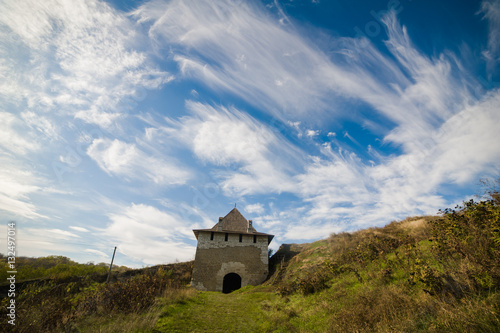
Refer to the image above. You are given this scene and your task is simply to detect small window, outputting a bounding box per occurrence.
[239,234,242,242]
[210,232,214,241]
[253,235,257,243]
[225,233,228,241]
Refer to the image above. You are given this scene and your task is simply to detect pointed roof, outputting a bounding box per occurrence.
[193,207,274,244]
[212,208,255,233]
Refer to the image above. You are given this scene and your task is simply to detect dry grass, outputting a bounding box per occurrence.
[3,198,498,332]
[0,262,194,333]
[74,287,197,333]
[264,203,499,332]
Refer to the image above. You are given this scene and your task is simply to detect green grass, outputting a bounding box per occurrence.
[154,288,278,332]
[70,288,197,333]
[110,207,499,331]
[256,209,499,332]
[2,199,499,332]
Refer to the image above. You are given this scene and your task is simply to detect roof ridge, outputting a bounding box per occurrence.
[215,207,251,233]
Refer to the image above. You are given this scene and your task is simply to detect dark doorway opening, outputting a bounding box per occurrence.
[222,273,241,293]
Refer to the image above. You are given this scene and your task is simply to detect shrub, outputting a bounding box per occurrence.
[79,269,186,314]
[431,198,500,292]
[0,263,193,333]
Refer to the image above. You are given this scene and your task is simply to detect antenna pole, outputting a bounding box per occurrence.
[106,246,117,283]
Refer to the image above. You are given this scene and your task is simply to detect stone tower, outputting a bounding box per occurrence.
[191,208,274,293]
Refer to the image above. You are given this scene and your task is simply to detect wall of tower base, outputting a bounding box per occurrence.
[191,232,269,292]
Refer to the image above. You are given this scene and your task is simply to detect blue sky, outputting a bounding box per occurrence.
[1,0,499,268]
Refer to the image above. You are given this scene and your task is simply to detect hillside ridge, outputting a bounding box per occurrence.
[1,197,499,332]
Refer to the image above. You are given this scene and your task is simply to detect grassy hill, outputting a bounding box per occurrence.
[151,212,499,333]
[1,196,499,332]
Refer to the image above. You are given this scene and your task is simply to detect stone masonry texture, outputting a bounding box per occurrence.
[191,208,273,292]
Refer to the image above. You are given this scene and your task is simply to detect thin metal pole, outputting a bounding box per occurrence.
[106,246,117,283]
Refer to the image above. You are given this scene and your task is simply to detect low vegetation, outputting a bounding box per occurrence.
[259,183,500,332]
[1,182,499,332]
[0,260,193,332]
[153,186,500,332]
[265,210,499,332]
[0,255,129,282]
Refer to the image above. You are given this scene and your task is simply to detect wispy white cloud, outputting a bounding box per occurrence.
[265,10,498,232]
[425,90,500,184]
[283,222,343,241]
[21,111,60,141]
[70,226,90,233]
[0,154,46,219]
[0,225,80,258]
[0,0,173,129]
[0,112,40,154]
[132,0,475,146]
[102,203,195,264]
[296,146,373,223]
[365,94,500,223]
[139,1,498,232]
[380,12,474,144]
[87,137,191,185]
[245,203,265,215]
[133,0,352,120]
[291,88,500,231]
[306,130,319,138]
[480,0,500,75]
[160,101,303,196]
[0,193,43,220]
[0,0,498,267]
[84,249,109,259]
[47,228,80,239]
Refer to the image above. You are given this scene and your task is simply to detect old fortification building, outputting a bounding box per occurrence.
[191,208,274,293]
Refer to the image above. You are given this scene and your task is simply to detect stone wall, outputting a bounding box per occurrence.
[191,231,269,291]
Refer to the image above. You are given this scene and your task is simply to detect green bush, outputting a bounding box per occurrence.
[431,198,500,292]
[0,255,110,283]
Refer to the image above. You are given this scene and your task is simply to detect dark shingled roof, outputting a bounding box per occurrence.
[211,208,255,233]
[193,208,274,244]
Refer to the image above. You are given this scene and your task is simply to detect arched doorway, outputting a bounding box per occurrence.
[222,273,241,293]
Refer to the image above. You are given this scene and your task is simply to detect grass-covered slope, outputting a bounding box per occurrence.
[262,213,499,332]
[154,288,278,332]
[154,197,500,332]
[1,196,499,332]
[0,261,194,332]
